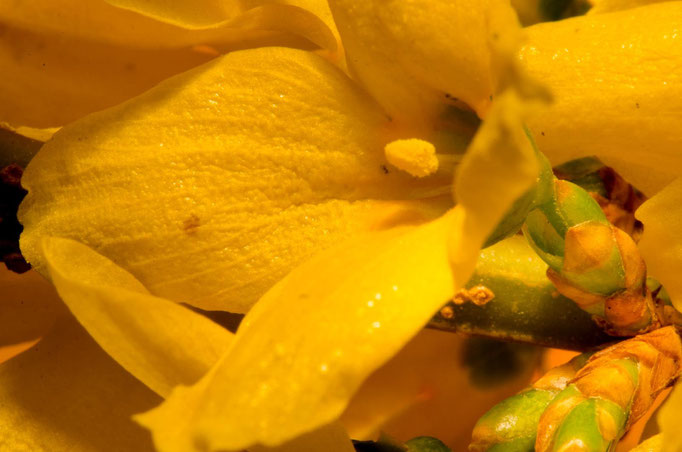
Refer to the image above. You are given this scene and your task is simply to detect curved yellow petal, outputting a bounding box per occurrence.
[103,0,241,28]
[20,47,453,313]
[451,88,543,277]
[136,210,461,451]
[40,237,233,397]
[521,3,682,175]
[0,0,334,50]
[100,0,338,50]
[0,268,61,347]
[636,178,682,311]
[0,315,160,452]
[327,0,521,126]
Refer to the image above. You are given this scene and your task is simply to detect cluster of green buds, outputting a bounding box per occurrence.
[471,326,682,451]
[523,171,660,336]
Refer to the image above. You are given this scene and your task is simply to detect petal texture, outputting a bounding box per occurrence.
[136,210,461,451]
[0,315,160,452]
[20,47,453,313]
[40,237,233,397]
[327,0,521,125]
[521,3,682,178]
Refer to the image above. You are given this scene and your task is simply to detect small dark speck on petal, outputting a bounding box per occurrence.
[182,214,201,234]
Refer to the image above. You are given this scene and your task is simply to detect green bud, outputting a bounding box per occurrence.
[470,389,557,452]
[404,437,452,452]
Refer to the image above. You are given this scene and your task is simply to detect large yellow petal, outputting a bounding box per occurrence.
[20,47,454,313]
[636,178,682,311]
[103,0,242,28]
[327,0,521,127]
[521,3,682,178]
[136,210,461,451]
[0,314,160,452]
[0,268,60,348]
[101,0,338,49]
[40,236,233,397]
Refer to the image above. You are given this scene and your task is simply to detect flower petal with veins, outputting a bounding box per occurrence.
[20,47,454,313]
[521,3,682,179]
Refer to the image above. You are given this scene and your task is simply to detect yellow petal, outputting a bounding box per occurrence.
[40,236,233,397]
[451,89,541,277]
[0,24,215,128]
[636,178,682,311]
[103,0,241,28]
[101,0,338,51]
[521,3,682,176]
[20,47,453,313]
[1,0,335,50]
[327,0,521,126]
[340,329,533,450]
[0,268,61,347]
[136,210,461,451]
[0,314,160,451]
[1,1,337,127]
[630,434,662,452]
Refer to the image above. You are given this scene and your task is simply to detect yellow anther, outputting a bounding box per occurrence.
[384,138,439,178]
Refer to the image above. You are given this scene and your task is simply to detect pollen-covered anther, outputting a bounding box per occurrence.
[384,138,439,178]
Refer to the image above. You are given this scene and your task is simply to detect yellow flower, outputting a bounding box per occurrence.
[4,1,682,451]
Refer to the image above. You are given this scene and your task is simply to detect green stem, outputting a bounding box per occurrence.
[427,235,615,351]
